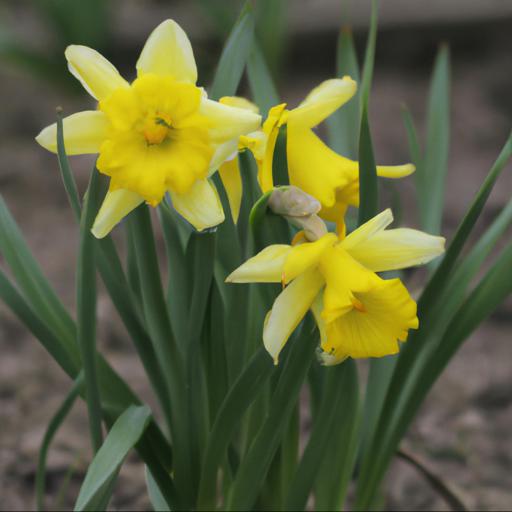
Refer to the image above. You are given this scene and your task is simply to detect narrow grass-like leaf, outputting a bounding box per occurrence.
[0,269,79,375]
[356,133,512,509]
[359,0,378,109]
[401,105,423,172]
[0,195,75,345]
[74,405,152,511]
[419,46,450,234]
[429,197,512,329]
[145,466,171,512]
[255,0,287,78]
[130,205,193,506]
[285,362,355,511]
[158,203,191,344]
[326,27,360,159]
[56,109,81,219]
[314,360,361,511]
[77,170,103,452]
[247,40,280,116]
[197,347,275,510]
[210,1,255,100]
[227,317,317,510]
[358,105,378,226]
[186,230,216,498]
[36,373,83,511]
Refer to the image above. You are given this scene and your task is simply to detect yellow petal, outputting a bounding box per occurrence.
[170,179,225,231]
[288,77,357,129]
[283,233,337,284]
[226,245,292,283]
[319,246,379,323]
[287,124,358,208]
[136,19,197,83]
[376,163,415,178]
[219,96,260,113]
[264,268,324,363]
[346,228,445,272]
[36,111,108,155]
[200,98,262,143]
[219,157,242,223]
[322,278,418,359]
[65,45,129,101]
[240,104,287,193]
[341,209,394,250]
[91,189,144,239]
[208,140,238,175]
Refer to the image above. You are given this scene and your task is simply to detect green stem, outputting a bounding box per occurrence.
[77,171,103,452]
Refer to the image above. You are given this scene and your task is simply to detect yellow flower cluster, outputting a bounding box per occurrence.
[36,19,445,364]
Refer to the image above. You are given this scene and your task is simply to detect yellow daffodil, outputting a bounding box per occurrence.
[226,209,445,365]
[36,20,261,237]
[239,78,414,227]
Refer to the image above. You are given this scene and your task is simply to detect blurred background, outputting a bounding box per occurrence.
[0,0,510,509]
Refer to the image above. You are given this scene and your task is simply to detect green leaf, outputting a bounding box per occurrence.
[247,41,280,116]
[227,317,318,510]
[0,269,79,376]
[326,27,360,159]
[401,105,423,173]
[418,46,450,234]
[255,0,287,78]
[185,230,217,498]
[197,347,275,510]
[314,360,360,511]
[357,105,378,226]
[36,373,83,511]
[359,0,378,109]
[158,203,192,345]
[285,361,358,511]
[210,1,255,100]
[0,195,76,346]
[129,205,193,506]
[355,132,512,509]
[74,405,152,511]
[77,170,104,453]
[145,466,171,512]
[56,109,81,220]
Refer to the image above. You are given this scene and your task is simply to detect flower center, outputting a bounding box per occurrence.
[351,296,366,313]
[143,112,173,145]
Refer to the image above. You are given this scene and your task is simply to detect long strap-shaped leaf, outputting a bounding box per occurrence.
[36,372,84,511]
[285,361,358,511]
[326,27,361,159]
[197,347,275,510]
[227,318,318,511]
[210,1,255,100]
[356,133,512,509]
[74,405,152,511]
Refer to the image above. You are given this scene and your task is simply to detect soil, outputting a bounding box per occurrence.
[0,4,511,511]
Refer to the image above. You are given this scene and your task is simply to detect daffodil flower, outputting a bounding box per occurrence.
[36,20,261,237]
[226,209,445,365]
[239,78,414,229]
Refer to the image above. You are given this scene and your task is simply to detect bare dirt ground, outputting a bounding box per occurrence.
[0,8,511,511]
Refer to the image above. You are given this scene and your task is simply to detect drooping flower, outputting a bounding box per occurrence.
[238,78,414,229]
[36,20,261,237]
[226,209,445,364]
